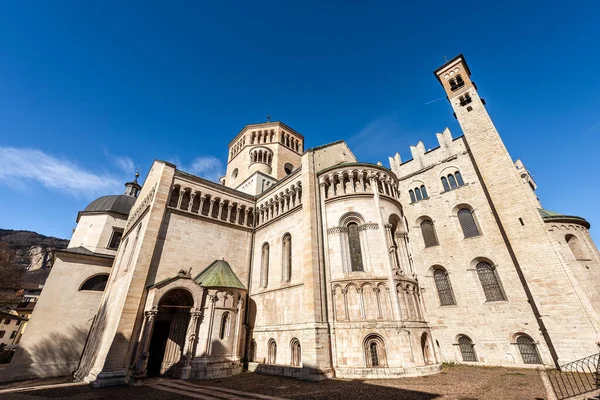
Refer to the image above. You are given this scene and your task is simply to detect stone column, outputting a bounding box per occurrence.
[396,232,411,276]
[349,176,355,193]
[374,287,383,319]
[384,224,402,275]
[204,293,219,355]
[208,198,216,217]
[188,192,196,212]
[243,208,249,226]
[133,306,158,378]
[198,195,206,215]
[227,204,233,222]
[177,189,185,209]
[233,297,244,358]
[218,201,225,220]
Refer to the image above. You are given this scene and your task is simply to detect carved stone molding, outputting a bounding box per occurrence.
[357,223,379,231]
[327,226,348,235]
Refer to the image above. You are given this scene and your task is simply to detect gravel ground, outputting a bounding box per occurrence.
[0,364,547,400]
[191,364,546,400]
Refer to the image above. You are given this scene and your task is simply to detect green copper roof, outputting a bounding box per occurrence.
[538,208,590,229]
[193,259,246,290]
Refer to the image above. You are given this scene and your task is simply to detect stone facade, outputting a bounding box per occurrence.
[2,55,599,385]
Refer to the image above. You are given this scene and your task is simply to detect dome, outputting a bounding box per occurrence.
[83,195,137,216]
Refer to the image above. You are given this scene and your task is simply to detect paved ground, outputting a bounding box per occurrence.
[0,364,547,399]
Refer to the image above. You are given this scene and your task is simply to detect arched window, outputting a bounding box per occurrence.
[260,243,270,288]
[433,268,456,305]
[268,339,277,364]
[80,274,109,291]
[231,168,238,179]
[415,187,423,201]
[441,176,450,191]
[219,312,230,339]
[458,208,480,238]
[409,190,416,203]
[449,78,457,90]
[458,335,477,362]
[364,335,386,368]
[420,185,428,199]
[448,174,457,189]
[565,234,586,260]
[347,222,364,272]
[284,163,294,175]
[456,75,464,87]
[290,338,301,366]
[516,335,542,364]
[282,234,292,282]
[476,262,506,301]
[455,171,464,186]
[420,220,439,248]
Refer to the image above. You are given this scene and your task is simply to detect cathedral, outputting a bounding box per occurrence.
[2,55,599,386]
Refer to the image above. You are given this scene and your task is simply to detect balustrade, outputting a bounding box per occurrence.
[319,167,399,200]
[168,184,253,228]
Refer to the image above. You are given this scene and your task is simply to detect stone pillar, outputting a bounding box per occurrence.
[396,232,411,276]
[349,176,355,193]
[133,307,158,378]
[188,192,196,212]
[384,224,402,275]
[198,195,206,215]
[227,204,233,222]
[218,201,225,220]
[233,297,244,358]
[204,293,219,355]
[208,199,215,217]
[243,208,249,226]
[177,189,185,209]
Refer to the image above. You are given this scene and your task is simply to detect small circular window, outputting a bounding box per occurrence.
[284,163,294,175]
[232,168,238,179]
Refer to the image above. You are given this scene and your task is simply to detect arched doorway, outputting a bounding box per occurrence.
[147,288,194,377]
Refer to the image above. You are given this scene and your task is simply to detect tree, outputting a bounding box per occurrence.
[0,243,25,311]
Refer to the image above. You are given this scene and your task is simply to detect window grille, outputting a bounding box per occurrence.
[434,269,456,305]
[409,190,416,203]
[516,336,542,364]
[458,336,477,361]
[448,174,457,189]
[476,262,506,301]
[420,185,428,199]
[80,275,109,291]
[370,342,379,367]
[347,223,364,272]
[441,176,450,191]
[455,171,464,186]
[421,220,439,248]
[458,208,480,238]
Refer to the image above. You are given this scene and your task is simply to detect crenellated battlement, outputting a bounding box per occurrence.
[388,128,466,180]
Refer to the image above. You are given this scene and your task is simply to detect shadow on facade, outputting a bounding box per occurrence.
[0,325,90,383]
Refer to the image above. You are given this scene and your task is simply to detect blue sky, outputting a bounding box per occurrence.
[1,1,599,242]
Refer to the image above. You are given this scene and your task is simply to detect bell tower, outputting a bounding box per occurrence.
[224,121,304,195]
[434,55,600,363]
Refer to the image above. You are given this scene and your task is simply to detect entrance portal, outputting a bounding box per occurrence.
[146,288,193,377]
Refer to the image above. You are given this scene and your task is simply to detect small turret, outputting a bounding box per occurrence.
[125,171,142,197]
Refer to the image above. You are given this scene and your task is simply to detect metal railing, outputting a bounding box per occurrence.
[548,352,599,399]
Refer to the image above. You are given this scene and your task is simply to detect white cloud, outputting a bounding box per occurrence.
[170,155,225,182]
[0,147,122,197]
[102,146,135,174]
